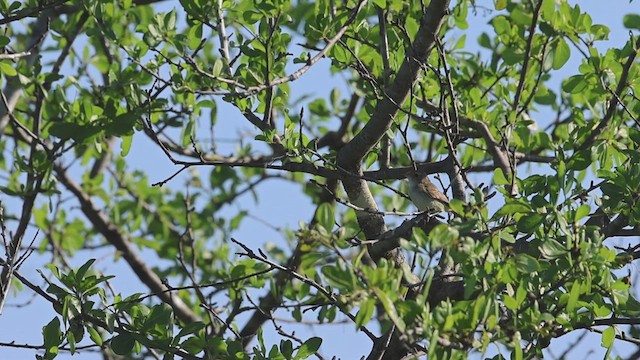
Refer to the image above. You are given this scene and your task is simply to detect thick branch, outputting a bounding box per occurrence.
[337,3,450,167]
[334,3,452,358]
[467,119,519,194]
[336,0,451,263]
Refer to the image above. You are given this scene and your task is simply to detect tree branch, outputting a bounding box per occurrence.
[53,164,200,324]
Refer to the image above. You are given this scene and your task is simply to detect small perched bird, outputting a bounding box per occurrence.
[407,172,449,212]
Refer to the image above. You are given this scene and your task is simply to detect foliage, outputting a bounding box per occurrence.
[0,0,639,359]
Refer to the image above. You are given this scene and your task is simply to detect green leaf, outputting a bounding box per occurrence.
[478,32,492,48]
[0,61,17,76]
[43,317,62,349]
[316,203,335,232]
[294,337,322,360]
[453,2,468,29]
[552,38,571,69]
[108,112,138,136]
[493,202,531,218]
[145,303,173,329]
[448,198,465,215]
[513,331,523,360]
[321,265,353,290]
[575,204,590,221]
[540,0,555,20]
[88,327,103,346]
[493,168,509,185]
[281,339,293,358]
[567,280,581,313]
[593,302,612,318]
[503,295,518,311]
[354,299,375,328]
[111,333,136,355]
[567,150,591,171]
[8,1,22,12]
[330,88,340,108]
[67,329,76,354]
[49,123,101,141]
[429,224,459,248]
[373,287,405,332]
[601,326,615,348]
[540,238,569,259]
[164,10,177,31]
[308,98,330,117]
[516,213,545,233]
[514,253,540,273]
[187,23,203,49]
[612,280,630,306]
[618,294,640,316]
[75,259,96,283]
[177,321,207,338]
[120,135,133,156]
[510,8,531,26]
[562,75,588,94]
[623,14,640,30]
[364,151,377,170]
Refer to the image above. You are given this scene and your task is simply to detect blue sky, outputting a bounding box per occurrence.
[1,1,639,359]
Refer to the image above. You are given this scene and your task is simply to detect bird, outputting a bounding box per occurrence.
[407,172,449,212]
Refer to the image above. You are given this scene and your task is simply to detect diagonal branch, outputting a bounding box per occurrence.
[333,2,452,358]
[336,0,451,263]
[512,0,543,113]
[193,0,367,97]
[467,118,519,195]
[576,35,640,152]
[53,164,200,324]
